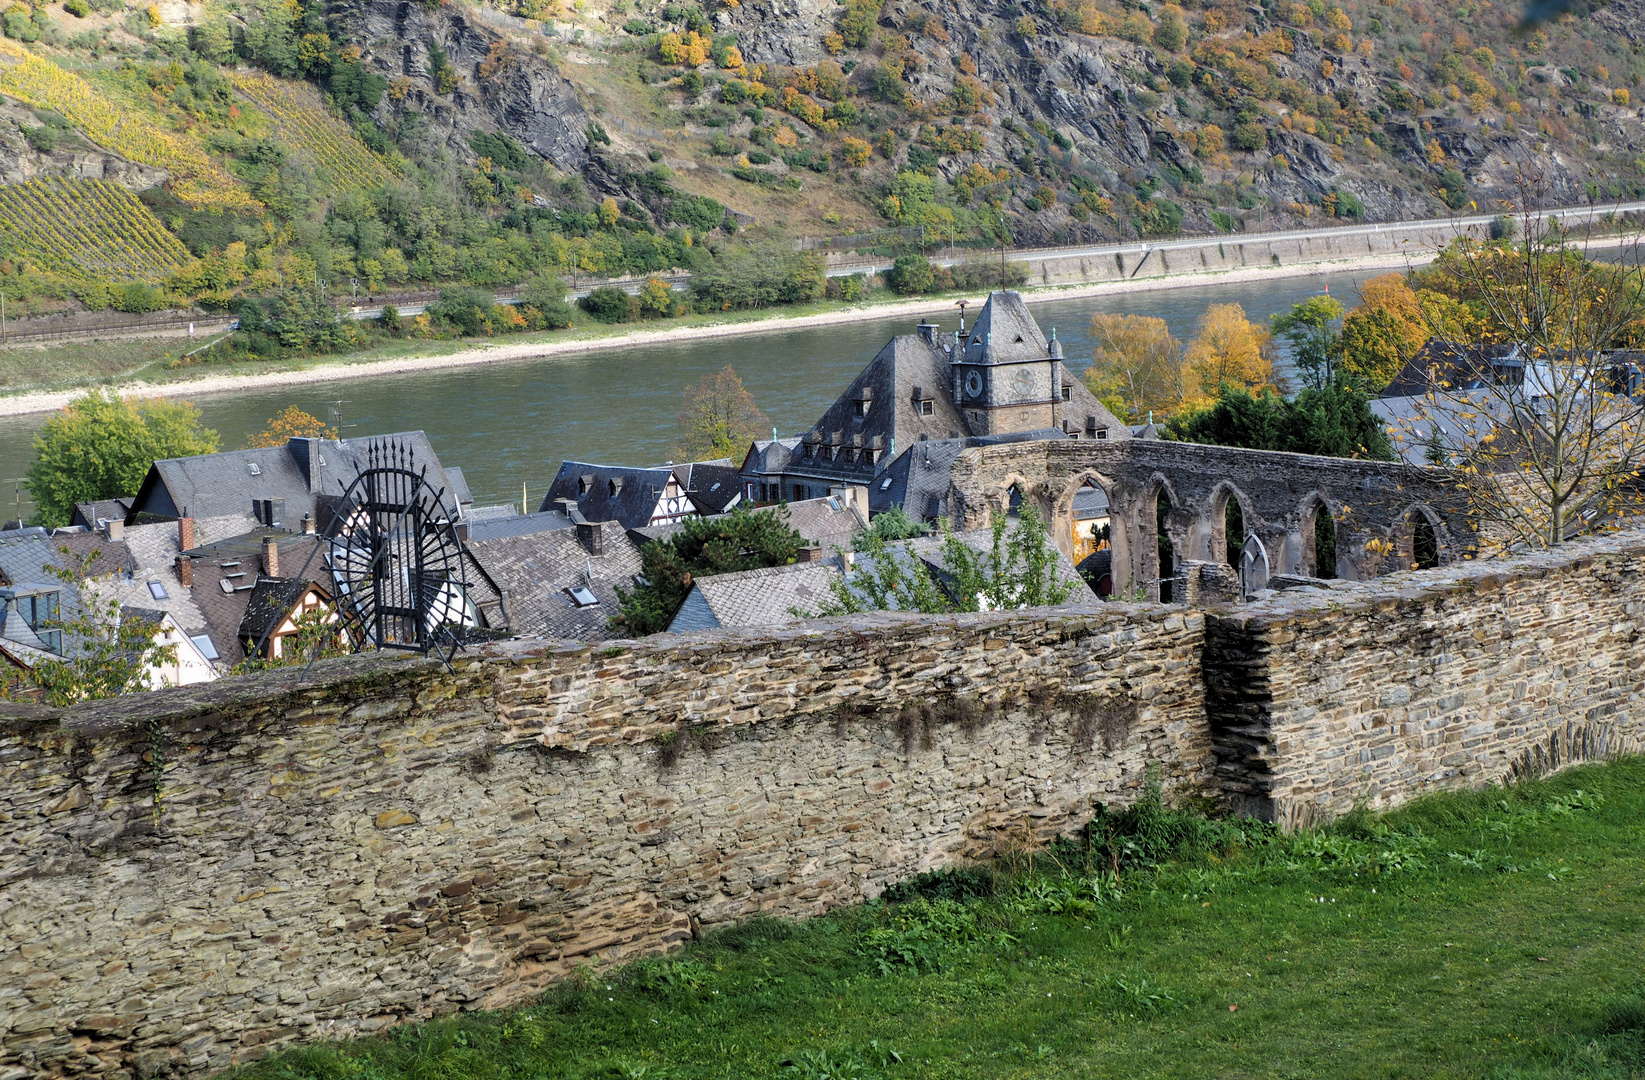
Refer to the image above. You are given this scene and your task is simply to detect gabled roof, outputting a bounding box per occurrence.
[72,498,132,531]
[540,461,683,530]
[960,290,1049,364]
[128,432,469,527]
[467,519,642,642]
[239,577,330,644]
[466,510,576,542]
[666,560,843,634]
[1381,340,1524,397]
[674,461,745,515]
[741,436,800,476]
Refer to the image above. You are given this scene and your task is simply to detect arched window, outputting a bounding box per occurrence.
[1411,513,1439,569]
[1007,484,1024,518]
[1223,497,1244,568]
[1157,488,1175,602]
[1310,501,1337,579]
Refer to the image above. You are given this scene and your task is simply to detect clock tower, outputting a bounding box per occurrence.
[949,290,1066,436]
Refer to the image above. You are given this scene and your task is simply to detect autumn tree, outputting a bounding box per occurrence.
[1083,313,1194,421]
[1185,303,1275,398]
[1270,295,1344,390]
[245,406,338,448]
[1405,185,1645,550]
[676,365,771,460]
[26,391,219,528]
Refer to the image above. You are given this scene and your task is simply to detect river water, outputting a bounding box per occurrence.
[0,268,1385,521]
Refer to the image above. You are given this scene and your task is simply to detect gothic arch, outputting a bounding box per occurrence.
[1049,468,1123,581]
[1394,501,1451,570]
[1295,490,1340,579]
[1144,473,1182,602]
[980,471,1050,528]
[1207,481,1255,567]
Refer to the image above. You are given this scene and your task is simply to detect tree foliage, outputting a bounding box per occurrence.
[614,506,804,635]
[26,391,219,527]
[1184,302,1276,398]
[246,406,337,449]
[1083,313,1192,422]
[1165,382,1394,460]
[805,506,1074,616]
[1271,295,1344,390]
[1399,186,1645,550]
[676,365,770,461]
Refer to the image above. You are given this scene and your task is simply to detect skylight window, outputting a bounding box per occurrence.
[568,585,598,607]
[247,462,262,476]
[147,580,168,600]
[880,477,893,490]
[191,634,219,660]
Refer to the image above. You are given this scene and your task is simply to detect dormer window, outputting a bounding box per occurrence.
[1061,385,1072,401]
[578,474,593,495]
[608,477,624,496]
[853,386,873,417]
[921,400,934,415]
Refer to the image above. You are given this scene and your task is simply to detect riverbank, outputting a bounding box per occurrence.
[0,249,1430,418]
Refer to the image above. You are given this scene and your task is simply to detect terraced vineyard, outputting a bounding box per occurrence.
[0,178,195,283]
[229,72,397,193]
[0,42,257,211]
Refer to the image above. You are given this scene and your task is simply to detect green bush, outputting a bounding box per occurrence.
[888,254,934,295]
[1230,121,1269,151]
[62,0,88,17]
[429,287,493,336]
[21,124,56,152]
[882,865,995,904]
[1136,198,1184,237]
[579,285,633,323]
[113,282,168,314]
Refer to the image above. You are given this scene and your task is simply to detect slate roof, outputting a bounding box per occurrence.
[1381,341,1525,397]
[666,560,844,634]
[128,432,470,528]
[466,519,641,642]
[869,429,1069,518]
[466,510,576,542]
[785,494,868,554]
[240,578,328,646]
[740,436,801,478]
[959,289,1050,364]
[540,461,685,530]
[181,532,332,665]
[673,460,745,515]
[72,498,132,531]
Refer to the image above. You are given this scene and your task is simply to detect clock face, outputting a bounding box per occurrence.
[964,370,984,399]
[1013,367,1035,395]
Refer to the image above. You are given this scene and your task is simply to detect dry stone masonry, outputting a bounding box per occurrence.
[3,526,1644,1079]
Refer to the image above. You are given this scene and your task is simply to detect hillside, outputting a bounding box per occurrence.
[0,0,1640,321]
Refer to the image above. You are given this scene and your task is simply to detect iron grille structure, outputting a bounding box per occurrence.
[326,440,471,660]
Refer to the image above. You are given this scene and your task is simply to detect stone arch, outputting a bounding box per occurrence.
[1394,502,1450,570]
[979,471,1051,530]
[1296,491,1339,579]
[1207,482,1255,568]
[1144,473,1182,602]
[1050,468,1122,591]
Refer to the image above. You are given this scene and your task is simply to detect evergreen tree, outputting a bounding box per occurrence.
[614,506,804,635]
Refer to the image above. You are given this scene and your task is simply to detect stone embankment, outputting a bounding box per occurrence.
[2,525,1643,1078]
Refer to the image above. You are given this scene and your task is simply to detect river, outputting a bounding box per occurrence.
[0,268,1385,521]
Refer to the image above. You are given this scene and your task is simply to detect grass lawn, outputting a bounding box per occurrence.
[236,757,1645,1080]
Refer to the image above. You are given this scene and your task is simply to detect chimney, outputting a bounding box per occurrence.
[104,518,124,541]
[577,520,604,556]
[290,437,323,494]
[916,320,937,344]
[262,536,280,578]
[798,545,824,563]
[300,512,315,535]
[178,515,195,552]
[175,555,192,588]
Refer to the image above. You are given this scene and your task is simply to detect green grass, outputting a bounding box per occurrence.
[233,757,1645,1080]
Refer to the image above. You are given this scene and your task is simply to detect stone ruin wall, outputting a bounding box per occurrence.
[0,605,1210,1080]
[3,527,1645,1080]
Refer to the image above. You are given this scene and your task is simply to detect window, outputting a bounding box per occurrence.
[854,400,869,417]
[147,580,168,600]
[246,462,261,476]
[1061,385,1072,401]
[920,400,934,416]
[879,477,893,491]
[578,475,592,495]
[191,634,219,660]
[1096,427,1108,440]
[567,585,599,607]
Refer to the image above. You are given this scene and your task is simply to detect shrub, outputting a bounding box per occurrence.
[1489,213,1517,241]
[21,124,56,152]
[580,285,633,323]
[430,287,493,336]
[63,0,88,17]
[113,282,168,314]
[881,865,996,904]
[888,254,934,294]
[1136,198,1184,236]
[1230,121,1269,151]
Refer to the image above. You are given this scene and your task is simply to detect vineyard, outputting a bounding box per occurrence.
[229,72,397,193]
[0,42,257,212]
[0,178,195,284]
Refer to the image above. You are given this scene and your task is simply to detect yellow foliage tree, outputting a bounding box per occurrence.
[599,197,620,227]
[244,406,337,449]
[1185,303,1274,397]
[1083,313,1195,420]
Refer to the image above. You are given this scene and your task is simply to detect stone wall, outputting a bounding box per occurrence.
[1204,529,1645,827]
[5,527,1645,1080]
[0,605,1208,1080]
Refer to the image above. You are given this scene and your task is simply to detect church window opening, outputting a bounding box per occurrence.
[1412,513,1439,569]
[1311,501,1337,579]
[1223,497,1244,568]
[1157,489,1175,603]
